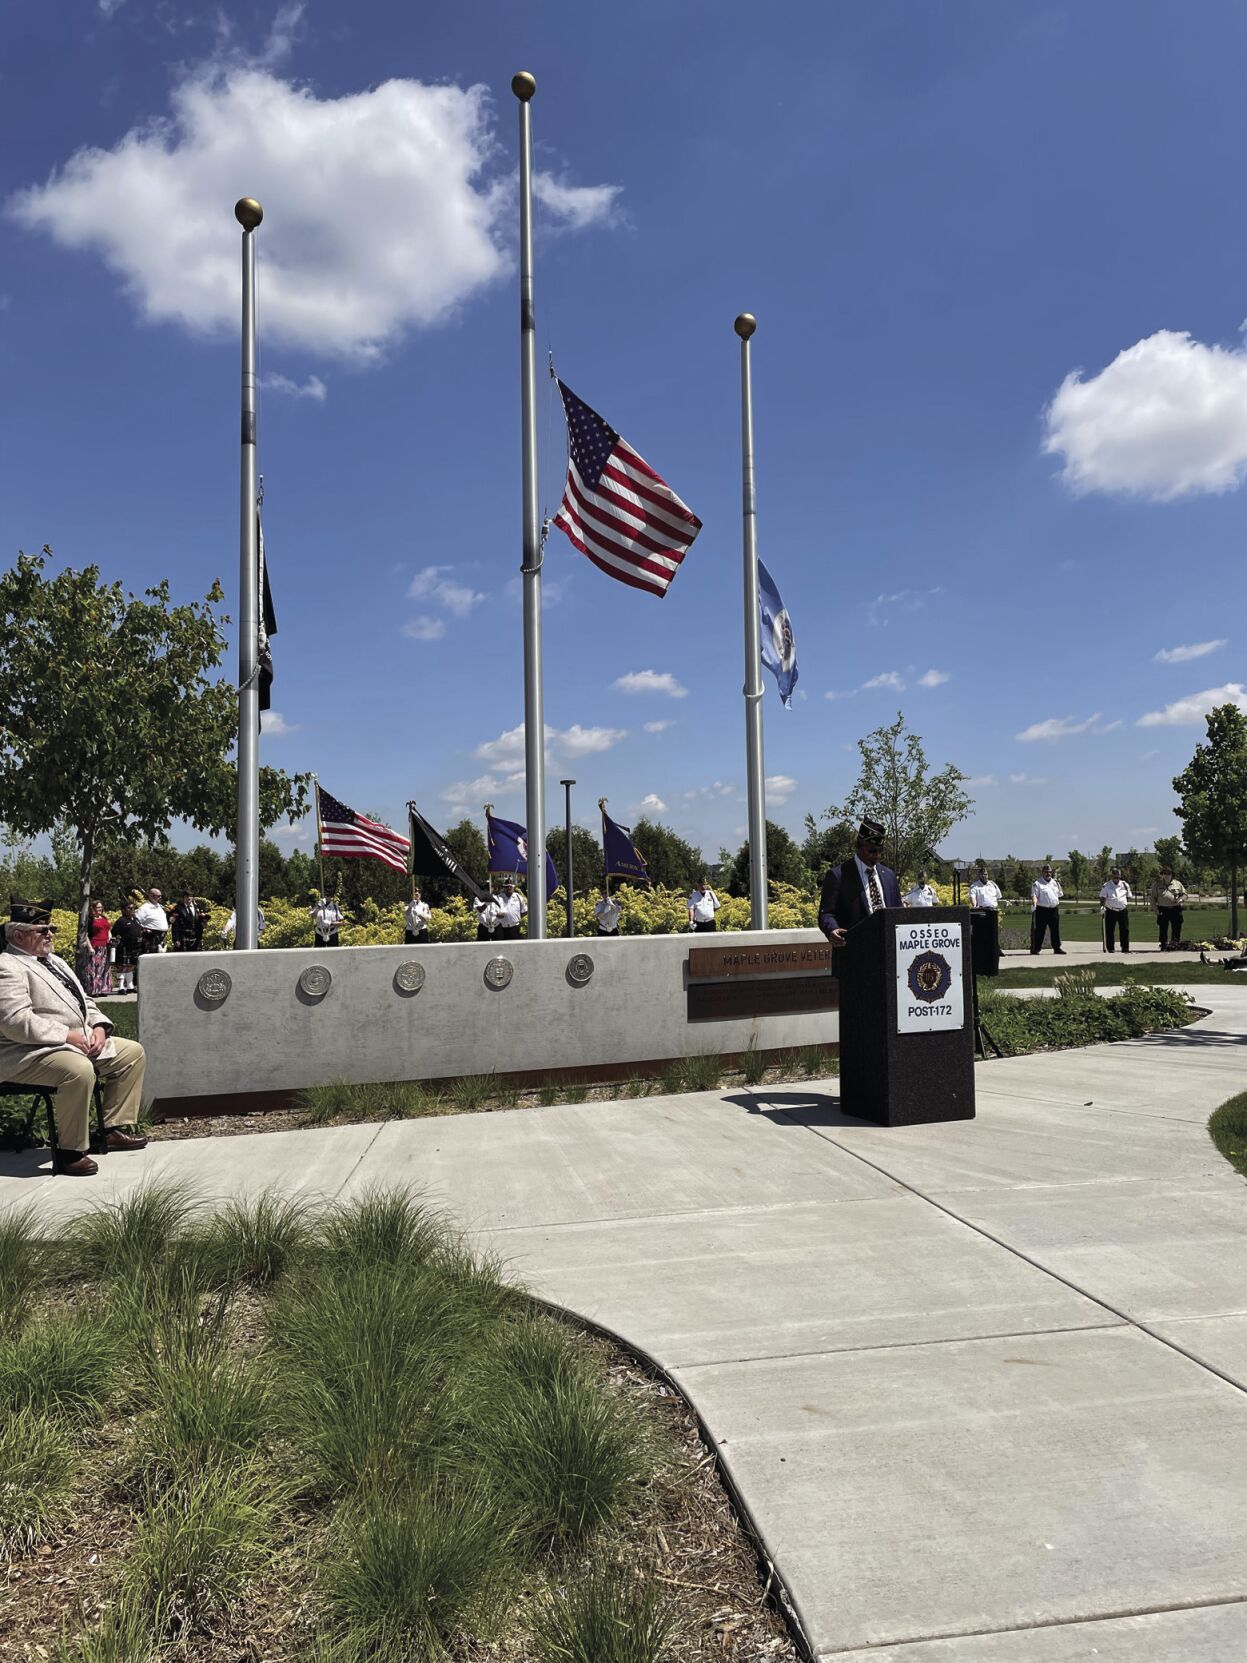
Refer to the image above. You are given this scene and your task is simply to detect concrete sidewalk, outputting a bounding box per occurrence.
[3,989,1246,1658]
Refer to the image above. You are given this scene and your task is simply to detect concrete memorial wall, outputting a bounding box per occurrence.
[138,928,840,1111]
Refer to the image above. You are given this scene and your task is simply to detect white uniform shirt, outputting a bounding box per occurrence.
[474,897,499,934]
[1099,880,1131,911]
[313,900,343,938]
[404,899,431,932]
[495,892,527,928]
[688,887,720,924]
[594,895,622,931]
[903,884,937,908]
[1032,878,1062,909]
[969,878,1001,910]
[135,901,168,933]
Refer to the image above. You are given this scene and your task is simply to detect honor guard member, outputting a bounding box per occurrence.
[1030,864,1065,954]
[312,895,343,947]
[1151,866,1187,951]
[1099,866,1132,953]
[134,888,169,956]
[494,878,527,941]
[903,871,938,907]
[687,875,721,933]
[0,898,148,1176]
[818,817,901,947]
[110,902,143,994]
[474,892,500,942]
[969,863,1002,910]
[169,890,205,953]
[224,906,266,945]
[594,891,623,937]
[404,889,432,945]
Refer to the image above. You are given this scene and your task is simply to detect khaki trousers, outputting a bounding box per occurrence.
[5,1038,146,1153]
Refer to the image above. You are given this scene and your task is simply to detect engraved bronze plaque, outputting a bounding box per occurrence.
[688,941,834,979]
[687,974,839,1022]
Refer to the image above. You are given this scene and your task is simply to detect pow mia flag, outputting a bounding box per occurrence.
[407,804,487,903]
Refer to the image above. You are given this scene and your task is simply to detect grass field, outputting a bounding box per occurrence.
[995,961,1234,989]
[97,999,137,1040]
[993,905,1238,945]
[1209,1093,1247,1179]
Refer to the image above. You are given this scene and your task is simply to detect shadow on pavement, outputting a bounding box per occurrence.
[723,1088,864,1127]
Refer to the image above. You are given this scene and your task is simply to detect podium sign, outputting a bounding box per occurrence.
[895,920,964,1033]
[839,905,975,1126]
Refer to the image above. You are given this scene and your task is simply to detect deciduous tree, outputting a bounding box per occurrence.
[1172,703,1247,935]
[726,821,810,897]
[0,549,308,965]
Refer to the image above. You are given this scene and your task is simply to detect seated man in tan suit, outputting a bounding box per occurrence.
[0,898,148,1176]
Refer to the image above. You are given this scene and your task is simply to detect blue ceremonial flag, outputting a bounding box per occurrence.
[600,801,650,886]
[487,811,560,894]
[758,558,798,708]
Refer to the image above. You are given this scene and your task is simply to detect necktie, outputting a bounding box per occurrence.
[45,958,88,1020]
[867,867,884,913]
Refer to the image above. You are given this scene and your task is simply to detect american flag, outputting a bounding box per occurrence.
[316,786,410,874]
[552,380,701,598]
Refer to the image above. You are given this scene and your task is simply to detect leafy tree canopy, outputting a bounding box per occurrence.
[726,820,810,897]
[1172,702,1247,934]
[816,711,972,880]
[0,549,308,954]
[629,818,703,892]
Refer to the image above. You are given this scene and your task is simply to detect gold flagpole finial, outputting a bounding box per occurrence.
[734,313,757,340]
[598,797,608,812]
[511,71,537,100]
[235,198,264,231]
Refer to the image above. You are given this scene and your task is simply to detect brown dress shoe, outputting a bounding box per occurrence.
[105,1128,148,1152]
[53,1151,98,1176]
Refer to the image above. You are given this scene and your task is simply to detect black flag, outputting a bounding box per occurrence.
[258,510,276,713]
[408,803,487,902]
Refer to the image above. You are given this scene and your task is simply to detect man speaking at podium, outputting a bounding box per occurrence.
[818,817,902,948]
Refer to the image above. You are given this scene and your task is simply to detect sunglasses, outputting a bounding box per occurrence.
[27,925,54,936]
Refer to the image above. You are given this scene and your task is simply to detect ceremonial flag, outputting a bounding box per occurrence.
[758,558,798,708]
[600,801,650,886]
[257,509,277,713]
[552,380,702,599]
[487,810,560,894]
[316,785,410,873]
[408,803,487,902]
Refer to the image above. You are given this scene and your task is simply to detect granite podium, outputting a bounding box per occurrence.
[838,905,975,1126]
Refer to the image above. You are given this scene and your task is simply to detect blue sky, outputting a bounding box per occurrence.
[4,0,1247,866]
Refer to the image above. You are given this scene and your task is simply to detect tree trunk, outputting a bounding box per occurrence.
[75,823,95,977]
[1232,859,1239,940]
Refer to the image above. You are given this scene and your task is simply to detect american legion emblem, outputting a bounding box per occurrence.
[907,950,952,1005]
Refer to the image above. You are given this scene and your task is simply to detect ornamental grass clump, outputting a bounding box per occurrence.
[58,1182,198,1286]
[533,1559,677,1663]
[0,1407,77,1552]
[193,1188,312,1290]
[0,1311,122,1422]
[0,1205,44,1338]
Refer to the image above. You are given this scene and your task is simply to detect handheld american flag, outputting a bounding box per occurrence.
[316,785,410,874]
[552,380,701,598]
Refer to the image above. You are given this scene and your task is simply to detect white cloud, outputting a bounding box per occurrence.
[917,668,949,688]
[643,719,675,734]
[966,774,997,786]
[1137,683,1247,727]
[683,782,736,801]
[1044,329,1247,500]
[401,616,446,641]
[260,1,304,66]
[1008,773,1048,786]
[261,371,326,401]
[1015,713,1101,743]
[1141,749,1159,761]
[1098,719,1123,733]
[440,772,519,807]
[638,793,667,813]
[765,774,797,803]
[472,722,627,767]
[260,710,299,736]
[862,670,906,692]
[867,588,941,626]
[10,68,618,364]
[612,669,688,698]
[270,820,311,842]
[407,565,486,617]
[1154,639,1227,664]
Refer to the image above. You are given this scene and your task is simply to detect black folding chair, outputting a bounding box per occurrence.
[0,1081,108,1158]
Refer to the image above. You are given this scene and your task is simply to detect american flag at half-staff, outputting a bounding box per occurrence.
[552,380,702,598]
[315,785,410,874]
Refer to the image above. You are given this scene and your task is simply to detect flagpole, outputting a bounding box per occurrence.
[235,197,263,952]
[560,778,575,937]
[514,70,547,939]
[311,772,325,895]
[736,313,768,930]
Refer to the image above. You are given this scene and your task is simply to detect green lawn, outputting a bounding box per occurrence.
[996,961,1232,990]
[1209,1093,1247,1179]
[97,1000,137,1040]
[992,905,1237,945]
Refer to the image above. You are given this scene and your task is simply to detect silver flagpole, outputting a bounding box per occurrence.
[736,313,768,930]
[235,197,263,952]
[513,71,547,939]
[560,778,575,937]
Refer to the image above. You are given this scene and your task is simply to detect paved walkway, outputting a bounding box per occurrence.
[3,989,1247,1659]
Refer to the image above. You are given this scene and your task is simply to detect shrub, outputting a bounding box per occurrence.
[533,1559,676,1663]
[1209,1092,1247,1179]
[0,1407,77,1552]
